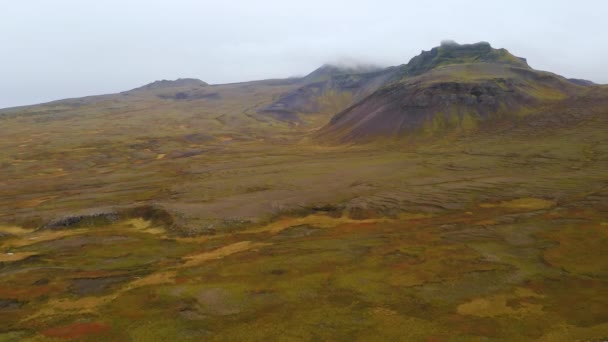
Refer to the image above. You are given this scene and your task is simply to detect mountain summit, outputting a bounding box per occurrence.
[403,41,530,76]
[315,42,584,143]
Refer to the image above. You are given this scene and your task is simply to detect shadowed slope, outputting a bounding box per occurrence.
[258,64,399,123]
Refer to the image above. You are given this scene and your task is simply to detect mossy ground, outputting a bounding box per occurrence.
[1,79,607,340]
[0,197,606,341]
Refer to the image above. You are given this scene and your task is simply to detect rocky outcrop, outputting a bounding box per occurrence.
[42,205,175,230]
[403,41,529,76]
[45,212,120,229]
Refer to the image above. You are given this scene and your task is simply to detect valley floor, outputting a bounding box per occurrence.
[1,109,607,340]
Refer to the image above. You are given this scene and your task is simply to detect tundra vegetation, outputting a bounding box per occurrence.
[0,42,607,340]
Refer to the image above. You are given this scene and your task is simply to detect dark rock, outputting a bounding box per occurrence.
[44,212,120,229]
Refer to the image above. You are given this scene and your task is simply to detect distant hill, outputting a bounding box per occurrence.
[258,64,399,122]
[300,63,384,84]
[567,78,597,86]
[1,41,605,146]
[129,78,208,92]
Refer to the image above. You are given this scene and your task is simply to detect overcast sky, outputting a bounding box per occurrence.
[1,0,606,108]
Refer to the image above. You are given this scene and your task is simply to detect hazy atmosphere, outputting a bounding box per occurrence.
[2,1,608,340]
[1,0,606,108]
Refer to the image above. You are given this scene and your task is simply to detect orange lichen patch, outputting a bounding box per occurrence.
[41,322,110,339]
[397,212,434,220]
[427,337,443,342]
[371,307,398,316]
[0,252,37,263]
[124,218,165,235]
[0,225,33,236]
[37,296,114,317]
[513,287,544,298]
[122,271,177,290]
[71,147,98,151]
[126,218,148,229]
[248,215,345,234]
[542,211,563,220]
[174,235,211,244]
[174,277,189,284]
[46,171,69,178]
[249,213,431,235]
[479,198,555,210]
[16,196,58,208]
[70,270,130,279]
[181,241,270,268]
[0,283,58,300]
[11,159,38,164]
[457,288,544,317]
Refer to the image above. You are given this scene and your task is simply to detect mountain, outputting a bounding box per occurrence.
[403,41,530,76]
[2,42,605,144]
[258,64,399,122]
[300,63,384,83]
[315,41,601,143]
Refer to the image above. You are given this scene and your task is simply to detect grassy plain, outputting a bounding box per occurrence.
[0,79,607,340]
